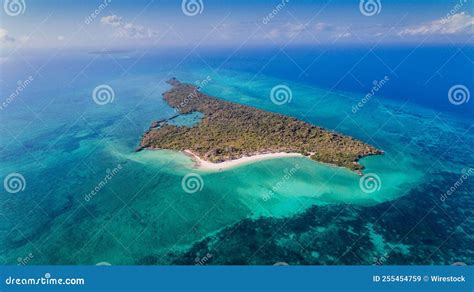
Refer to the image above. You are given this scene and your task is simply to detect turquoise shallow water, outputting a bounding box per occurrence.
[0,50,472,265]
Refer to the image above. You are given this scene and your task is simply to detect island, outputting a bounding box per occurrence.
[137,78,383,172]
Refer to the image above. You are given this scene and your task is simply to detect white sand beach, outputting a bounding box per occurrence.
[184,150,304,171]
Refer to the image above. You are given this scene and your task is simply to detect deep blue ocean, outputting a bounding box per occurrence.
[213,46,474,118]
[4,45,474,117]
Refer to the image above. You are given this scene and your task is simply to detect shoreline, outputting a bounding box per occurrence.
[183,150,305,171]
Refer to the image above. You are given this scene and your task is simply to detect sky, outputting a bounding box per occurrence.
[0,0,473,54]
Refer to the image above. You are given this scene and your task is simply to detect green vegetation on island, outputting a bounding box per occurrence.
[138,78,383,171]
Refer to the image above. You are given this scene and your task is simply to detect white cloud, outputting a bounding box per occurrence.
[0,28,15,43]
[399,12,474,36]
[285,23,307,37]
[264,22,307,39]
[265,28,280,39]
[100,15,157,39]
[334,32,352,38]
[57,36,65,41]
[19,36,30,43]
[264,22,352,42]
[314,22,332,32]
[101,15,122,27]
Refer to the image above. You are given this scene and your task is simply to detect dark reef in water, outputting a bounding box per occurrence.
[161,171,473,265]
